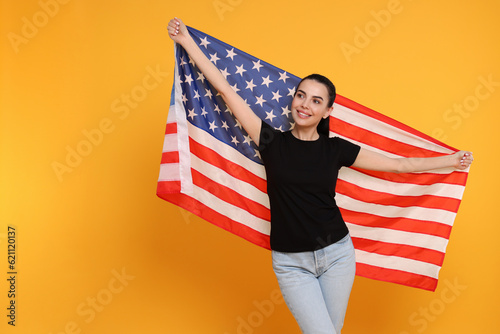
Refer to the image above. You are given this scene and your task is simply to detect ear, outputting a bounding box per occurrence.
[323,105,334,119]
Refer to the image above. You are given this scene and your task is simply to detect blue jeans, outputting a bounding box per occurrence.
[272,234,356,334]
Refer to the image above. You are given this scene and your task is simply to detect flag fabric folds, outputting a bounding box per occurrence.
[156,27,469,291]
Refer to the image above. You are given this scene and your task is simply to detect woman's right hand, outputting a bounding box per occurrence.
[167,17,189,45]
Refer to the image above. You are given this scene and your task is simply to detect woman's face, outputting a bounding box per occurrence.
[291,79,333,129]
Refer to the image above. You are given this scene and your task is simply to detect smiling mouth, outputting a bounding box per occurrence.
[297,110,311,118]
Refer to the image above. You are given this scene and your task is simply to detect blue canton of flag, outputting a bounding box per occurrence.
[176,26,300,163]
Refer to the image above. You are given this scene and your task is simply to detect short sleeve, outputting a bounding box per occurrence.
[258,120,279,152]
[336,137,361,167]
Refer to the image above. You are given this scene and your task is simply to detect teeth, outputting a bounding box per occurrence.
[298,111,310,117]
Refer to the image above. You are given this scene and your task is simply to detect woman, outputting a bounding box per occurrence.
[167,18,473,334]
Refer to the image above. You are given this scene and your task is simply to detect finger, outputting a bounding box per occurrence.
[167,18,180,32]
[171,18,180,28]
[459,153,473,168]
[167,25,179,36]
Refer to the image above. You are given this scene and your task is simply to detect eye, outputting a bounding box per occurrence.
[313,99,321,104]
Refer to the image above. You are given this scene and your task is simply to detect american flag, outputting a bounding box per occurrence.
[157,26,469,291]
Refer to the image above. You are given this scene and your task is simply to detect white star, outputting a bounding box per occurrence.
[221,121,229,130]
[193,90,200,100]
[254,149,261,159]
[261,75,273,87]
[243,135,253,146]
[201,107,208,117]
[204,89,213,99]
[226,48,237,60]
[187,108,197,120]
[281,106,292,117]
[245,79,256,91]
[214,104,221,114]
[235,64,246,76]
[234,119,243,129]
[220,67,230,79]
[265,110,276,122]
[197,71,205,83]
[231,136,240,146]
[252,60,263,72]
[255,94,267,107]
[199,36,210,48]
[209,120,218,132]
[287,86,296,97]
[271,90,282,102]
[184,74,194,85]
[188,56,195,66]
[181,93,188,104]
[277,125,284,131]
[279,71,290,83]
[230,83,240,93]
[179,56,187,66]
[209,52,220,64]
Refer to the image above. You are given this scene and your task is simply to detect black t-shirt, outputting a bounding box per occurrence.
[259,120,361,252]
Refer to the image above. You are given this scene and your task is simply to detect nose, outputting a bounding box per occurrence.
[301,98,311,109]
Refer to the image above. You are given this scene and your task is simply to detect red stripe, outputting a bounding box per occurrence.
[335,94,457,152]
[332,117,443,158]
[156,191,271,250]
[337,179,461,213]
[191,169,270,221]
[352,237,445,267]
[355,262,438,291]
[347,167,468,186]
[157,180,181,193]
[189,138,268,194]
[161,151,180,164]
[342,210,452,239]
[165,122,177,135]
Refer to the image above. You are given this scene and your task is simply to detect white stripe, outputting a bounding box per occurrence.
[337,194,457,225]
[188,122,267,179]
[346,223,448,252]
[173,56,194,194]
[339,168,466,200]
[191,154,270,208]
[355,249,440,279]
[332,104,454,155]
[158,163,180,182]
[162,133,178,152]
[191,184,271,235]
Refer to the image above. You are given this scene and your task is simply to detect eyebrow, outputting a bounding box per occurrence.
[297,89,324,101]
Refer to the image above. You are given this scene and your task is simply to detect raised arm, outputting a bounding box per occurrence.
[167,18,262,146]
[352,148,474,173]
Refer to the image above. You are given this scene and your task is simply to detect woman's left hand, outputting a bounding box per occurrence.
[454,151,474,170]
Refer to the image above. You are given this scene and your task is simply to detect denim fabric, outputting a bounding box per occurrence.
[272,234,356,334]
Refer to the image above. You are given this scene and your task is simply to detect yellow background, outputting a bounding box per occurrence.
[1,0,499,333]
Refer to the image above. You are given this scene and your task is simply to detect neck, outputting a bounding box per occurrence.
[291,126,319,141]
